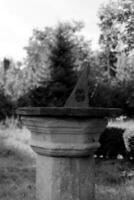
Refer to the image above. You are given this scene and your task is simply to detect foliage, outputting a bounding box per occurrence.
[98,0,120,79]
[95,127,126,159]
[123,128,134,158]
[99,0,134,52]
[0,58,30,102]
[116,51,134,111]
[116,50,134,82]
[0,58,29,119]
[92,1,134,110]
[23,21,92,107]
[0,89,13,120]
[96,119,134,160]
[98,0,134,80]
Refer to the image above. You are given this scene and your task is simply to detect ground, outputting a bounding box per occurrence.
[0,151,36,200]
[0,149,134,200]
[95,158,134,200]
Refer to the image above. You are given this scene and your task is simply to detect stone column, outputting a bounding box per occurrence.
[36,153,95,200]
[22,115,107,200]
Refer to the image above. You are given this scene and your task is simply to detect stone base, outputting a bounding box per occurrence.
[17,107,122,200]
[36,154,95,200]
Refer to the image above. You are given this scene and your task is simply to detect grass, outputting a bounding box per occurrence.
[95,158,134,200]
[0,152,36,200]
[0,117,36,200]
[0,117,134,199]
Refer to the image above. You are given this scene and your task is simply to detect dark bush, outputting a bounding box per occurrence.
[0,91,14,120]
[89,80,128,109]
[17,82,75,107]
[95,127,127,159]
[17,94,30,107]
[88,79,134,117]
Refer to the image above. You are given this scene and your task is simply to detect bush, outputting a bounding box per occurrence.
[88,78,134,117]
[89,80,129,109]
[0,91,14,120]
[123,128,134,159]
[95,127,126,159]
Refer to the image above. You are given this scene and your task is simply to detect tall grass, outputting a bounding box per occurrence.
[0,117,36,160]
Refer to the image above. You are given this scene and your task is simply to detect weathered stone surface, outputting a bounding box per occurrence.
[36,155,95,200]
[65,64,89,108]
[17,107,123,118]
[21,116,107,157]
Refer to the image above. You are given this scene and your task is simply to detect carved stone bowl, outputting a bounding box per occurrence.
[17,107,123,157]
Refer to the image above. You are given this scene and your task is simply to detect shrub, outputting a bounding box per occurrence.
[123,128,134,159]
[95,127,126,159]
[0,91,14,120]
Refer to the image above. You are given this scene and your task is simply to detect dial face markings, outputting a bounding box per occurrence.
[75,88,85,102]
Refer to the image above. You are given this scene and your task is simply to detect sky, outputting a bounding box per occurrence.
[0,0,108,61]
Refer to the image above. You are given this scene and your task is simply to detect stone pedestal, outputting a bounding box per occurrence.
[17,107,122,200]
[36,155,95,200]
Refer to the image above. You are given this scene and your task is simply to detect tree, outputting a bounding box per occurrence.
[99,0,134,53]
[23,21,92,106]
[97,0,134,111]
[98,0,122,79]
[0,58,31,105]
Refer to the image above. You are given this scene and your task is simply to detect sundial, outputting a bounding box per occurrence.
[17,61,123,200]
[65,63,90,108]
